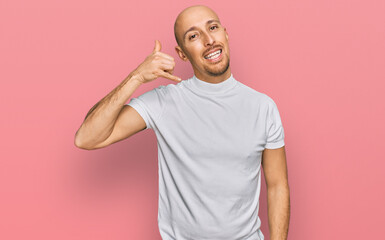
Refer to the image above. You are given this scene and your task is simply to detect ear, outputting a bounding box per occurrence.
[175,46,189,62]
[224,27,228,40]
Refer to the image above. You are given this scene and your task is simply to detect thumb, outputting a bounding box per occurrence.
[153,40,161,53]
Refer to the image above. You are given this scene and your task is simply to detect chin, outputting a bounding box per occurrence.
[204,58,230,76]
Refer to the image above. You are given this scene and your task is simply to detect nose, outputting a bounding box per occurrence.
[203,32,215,47]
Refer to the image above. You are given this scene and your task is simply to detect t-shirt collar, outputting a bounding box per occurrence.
[189,73,238,95]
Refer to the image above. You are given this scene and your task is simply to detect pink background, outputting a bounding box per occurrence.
[1,0,384,239]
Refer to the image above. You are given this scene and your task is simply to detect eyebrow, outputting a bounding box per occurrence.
[183,19,221,41]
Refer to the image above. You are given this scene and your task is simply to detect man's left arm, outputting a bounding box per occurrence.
[261,146,290,240]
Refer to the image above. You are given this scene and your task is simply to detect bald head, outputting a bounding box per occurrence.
[174,5,221,48]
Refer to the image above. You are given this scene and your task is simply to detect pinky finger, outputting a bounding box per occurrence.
[159,71,182,82]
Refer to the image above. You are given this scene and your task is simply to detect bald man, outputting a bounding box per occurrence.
[75,5,290,240]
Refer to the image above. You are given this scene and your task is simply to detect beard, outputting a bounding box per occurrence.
[203,54,230,76]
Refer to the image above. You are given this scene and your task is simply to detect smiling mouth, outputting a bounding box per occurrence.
[204,49,222,60]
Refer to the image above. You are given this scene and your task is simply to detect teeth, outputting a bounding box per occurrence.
[207,52,220,59]
[205,49,221,59]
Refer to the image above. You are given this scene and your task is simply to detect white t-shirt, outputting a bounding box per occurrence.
[126,73,285,240]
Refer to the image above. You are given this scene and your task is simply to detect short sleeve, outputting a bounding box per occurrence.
[265,98,285,149]
[126,85,166,130]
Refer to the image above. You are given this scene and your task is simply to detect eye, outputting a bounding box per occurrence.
[189,34,197,40]
[210,25,218,30]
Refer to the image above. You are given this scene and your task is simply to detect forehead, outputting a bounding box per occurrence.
[177,7,220,32]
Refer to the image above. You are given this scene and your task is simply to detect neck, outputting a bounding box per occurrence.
[193,68,232,84]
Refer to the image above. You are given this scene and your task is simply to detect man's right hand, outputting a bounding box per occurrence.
[133,40,181,84]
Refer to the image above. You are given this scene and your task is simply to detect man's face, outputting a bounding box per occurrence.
[175,7,230,79]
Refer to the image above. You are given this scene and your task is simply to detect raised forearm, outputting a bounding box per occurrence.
[74,71,143,149]
[267,184,290,240]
